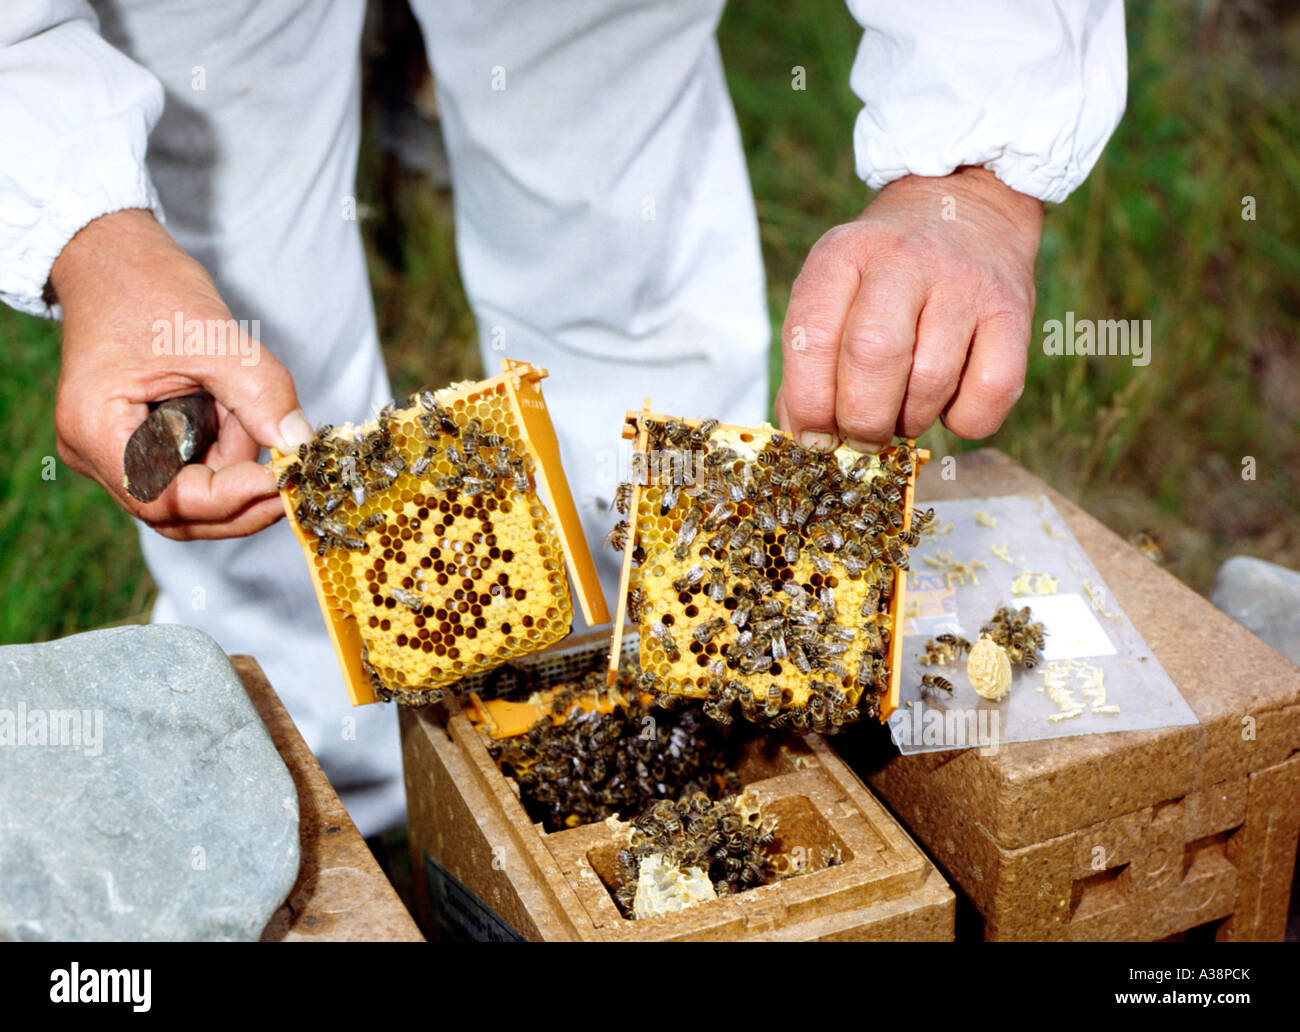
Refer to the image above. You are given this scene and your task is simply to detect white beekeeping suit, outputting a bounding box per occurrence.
[0,0,1126,838]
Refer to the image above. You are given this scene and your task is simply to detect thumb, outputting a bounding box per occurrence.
[198,330,314,454]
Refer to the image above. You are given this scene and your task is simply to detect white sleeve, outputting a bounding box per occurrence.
[845,0,1127,204]
[0,0,165,318]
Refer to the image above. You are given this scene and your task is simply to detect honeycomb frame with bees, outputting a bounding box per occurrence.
[272,360,608,706]
[606,403,928,730]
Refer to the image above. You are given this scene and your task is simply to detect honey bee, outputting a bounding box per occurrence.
[763,684,782,717]
[649,620,679,659]
[886,541,909,569]
[626,585,646,624]
[775,495,794,527]
[920,673,954,696]
[389,588,424,613]
[793,496,815,528]
[659,480,681,515]
[674,504,703,558]
[606,520,630,552]
[611,482,633,514]
[672,564,705,593]
[936,633,971,654]
[707,566,727,603]
[696,417,720,439]
[728,518,755,551]
[783,536,801,565]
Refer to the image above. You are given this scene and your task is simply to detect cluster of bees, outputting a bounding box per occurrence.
[612,791,779,917]
[981,605,1047,669]
[487,666,741,833]
[920,633,972,667]
[612,418,927,732]
[279,391,531,559]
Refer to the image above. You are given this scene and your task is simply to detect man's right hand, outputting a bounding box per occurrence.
[49,209,313,540]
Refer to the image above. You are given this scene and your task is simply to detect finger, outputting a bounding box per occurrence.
[896,294,976,439]
[143,459,280,525]
[773,389,791,435]
[150,494,287,541]
[834,268,928,451]
[203,405,263,469]
[942,308,1030,439]
[780,228,863,451]
[199,330,313,454]
[54,392,152,507]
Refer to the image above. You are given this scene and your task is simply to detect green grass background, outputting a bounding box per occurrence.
[2,0,1297,645]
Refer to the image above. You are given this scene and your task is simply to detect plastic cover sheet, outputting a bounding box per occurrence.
[888,494,1197,754]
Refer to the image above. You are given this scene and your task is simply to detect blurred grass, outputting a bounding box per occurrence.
[2,0,1297,644]
[0,310,155,642]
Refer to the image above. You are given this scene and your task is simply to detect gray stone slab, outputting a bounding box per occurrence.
[0,625,300,941]
[1210,556,1300,669]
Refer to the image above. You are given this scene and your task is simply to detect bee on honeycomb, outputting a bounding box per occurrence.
[612,790,781,919]
[612,418,924,732]
[482,665,742,833]
[278,386,574,705]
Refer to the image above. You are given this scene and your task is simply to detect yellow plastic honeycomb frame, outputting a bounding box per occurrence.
[273,360,609,706]
[606,403,927,722]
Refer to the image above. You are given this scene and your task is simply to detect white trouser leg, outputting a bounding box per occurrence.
[409,0,771,613]
[96,0,405,836]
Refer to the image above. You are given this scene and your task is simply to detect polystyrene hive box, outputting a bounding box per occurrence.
[275,360,607,706]
[399,630,955,941]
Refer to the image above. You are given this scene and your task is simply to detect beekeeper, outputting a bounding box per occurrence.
[0,1,1125,837]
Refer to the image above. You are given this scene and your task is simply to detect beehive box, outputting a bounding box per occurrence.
[607,407,928,730]
[841,449,1300,941]
[275,360,606,705]
[400,631,954,941]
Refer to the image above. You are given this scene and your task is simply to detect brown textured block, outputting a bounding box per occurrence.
[401,633,955,941]
[853,449,1300,941]
[1221,752,1300,941]
[230,655,423,942]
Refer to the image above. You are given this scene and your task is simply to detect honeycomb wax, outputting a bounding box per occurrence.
[281,384,573,705]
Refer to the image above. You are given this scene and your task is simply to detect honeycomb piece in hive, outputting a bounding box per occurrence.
[631,854,716,919]
[281,382,573,705]
[616,418,924,731]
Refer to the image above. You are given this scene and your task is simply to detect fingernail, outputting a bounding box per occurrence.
[278,408,313,452]
[799,431,837,452]
[843,437,883,454]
